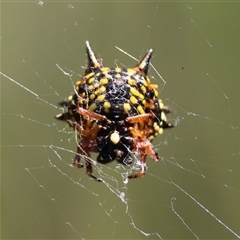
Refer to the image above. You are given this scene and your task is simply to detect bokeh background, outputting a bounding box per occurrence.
[1,1,240,239]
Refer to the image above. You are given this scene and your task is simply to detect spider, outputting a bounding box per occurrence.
[55,41,173,181]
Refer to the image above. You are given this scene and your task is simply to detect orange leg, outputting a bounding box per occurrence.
[72,137,102,181]
[76,122,101,136]
[128,154,147,179]
[72,141,85,168]
[128,138,160,179]
[86,159,102,182]
[126,113,151,124]
[77,107,111,124]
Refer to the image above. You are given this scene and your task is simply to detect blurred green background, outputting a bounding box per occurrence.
[1,1,240,239]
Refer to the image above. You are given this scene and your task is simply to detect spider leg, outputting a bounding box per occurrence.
[72,137,102,181]
[86,159,102,182]
[128,137,160,179]
[72,142,84,168]
[163,106,171,114]
[126,113,151,124]
[77,107,111,124]
[128,154,147,179]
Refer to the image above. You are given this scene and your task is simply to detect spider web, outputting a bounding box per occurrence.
[1,2,240,239]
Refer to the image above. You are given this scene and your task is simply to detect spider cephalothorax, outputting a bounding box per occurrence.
[55,41,173,181]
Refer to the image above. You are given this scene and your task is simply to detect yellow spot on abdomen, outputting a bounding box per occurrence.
[127,79,137,86]
[123,103,131,113]
[100,78,109,85]
[137,105,145,114]
[87,77,95,84]
[95,86,106,95]
[89,103,97,111]
[140,85,147,93]
[103,101,111,113]
[90,94,96,100]
[130,87,140,97]
[97,94,105,102]
[130,96,138,104]
[115,73,121,79]
[93,83,100,88]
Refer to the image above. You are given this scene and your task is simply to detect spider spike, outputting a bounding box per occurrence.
[135,49,153,76]
[85,41,102,72]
